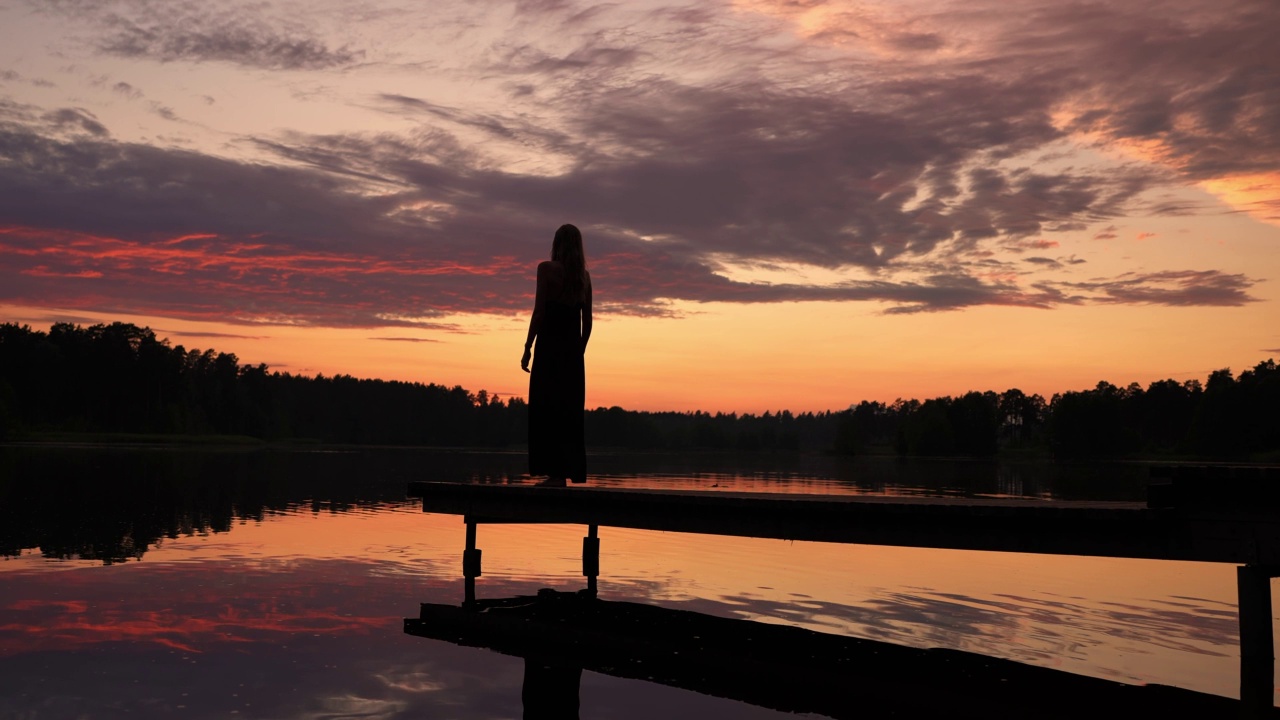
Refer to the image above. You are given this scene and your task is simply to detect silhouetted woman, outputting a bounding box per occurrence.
[521,224,592,485]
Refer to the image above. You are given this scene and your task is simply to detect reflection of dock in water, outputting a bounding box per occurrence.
[407,472,1280,718]
[404,590,1246,719]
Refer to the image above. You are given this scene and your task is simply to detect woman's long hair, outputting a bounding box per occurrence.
[551,223,588,303]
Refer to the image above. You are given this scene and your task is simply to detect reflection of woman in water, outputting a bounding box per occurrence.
[521,224,592,485]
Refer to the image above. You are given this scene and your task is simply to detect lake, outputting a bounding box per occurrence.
[0,445,1262,718]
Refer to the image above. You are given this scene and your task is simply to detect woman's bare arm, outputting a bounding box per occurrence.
[521,262,550,372]
[581,273,593,353]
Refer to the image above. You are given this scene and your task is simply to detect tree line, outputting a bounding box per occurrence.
[0,322,1275,458]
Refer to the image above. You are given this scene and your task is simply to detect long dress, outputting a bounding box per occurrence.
[528,296,586,483]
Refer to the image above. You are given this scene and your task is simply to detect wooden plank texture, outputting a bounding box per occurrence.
[408,481,1280,563]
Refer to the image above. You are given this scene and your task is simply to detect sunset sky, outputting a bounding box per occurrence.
[1,0,1276,412]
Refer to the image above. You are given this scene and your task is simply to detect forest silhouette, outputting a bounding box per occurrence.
[0,321,1276,459]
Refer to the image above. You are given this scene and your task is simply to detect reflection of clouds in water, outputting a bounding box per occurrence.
[362,555,450,578]
[1168,594,1236,608]
[376,668,446,693]
[299,695,407,720]
[677,586,1236,673]
[1085,598,1236,649]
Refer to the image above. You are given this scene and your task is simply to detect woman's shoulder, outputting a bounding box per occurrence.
[537,261,566,287]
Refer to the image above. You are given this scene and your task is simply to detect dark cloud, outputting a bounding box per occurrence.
[0,0,1272,327]
[1057,270,1258,307]
[0,69,56,88]
[369,337,440,343]
[150,103,179,122]
[33,0,364,71]
[157,329,267,341]
[1020,254,1085,270]
[4,312,106,327]
[371,93,572,151]
[0,123,468,327]
[491,43,643,76]
[875,276,1077,315]
[1005,239,1059,253]
[887,31,945,52]
[112,81,141,99]
[364,73,1149,275]
[39,108,109,137]
[99,18,363,70]
[0,87,1261,327]
[991,0,1280,182]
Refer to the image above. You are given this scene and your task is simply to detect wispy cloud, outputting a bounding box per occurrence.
[111,81,142,100]
[33,0,364,70]
[99,19,363,70]
[39,108,109,137]
[157,329,267,341]
[4,311,107,327]
[1058,270,1258,307]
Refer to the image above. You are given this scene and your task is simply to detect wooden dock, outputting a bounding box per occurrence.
[407,481,1280,564]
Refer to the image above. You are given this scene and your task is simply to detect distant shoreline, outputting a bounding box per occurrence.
[3,433,1278,466]
[1,432,518,453]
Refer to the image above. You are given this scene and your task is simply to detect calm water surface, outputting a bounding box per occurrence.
[0,446,1264,718]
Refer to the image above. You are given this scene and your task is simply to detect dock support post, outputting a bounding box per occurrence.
[582,524,599,598]
[463,519,482,608]
[1237,564,1277,719]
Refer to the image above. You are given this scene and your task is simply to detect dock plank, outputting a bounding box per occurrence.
[408,481,1280,563]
